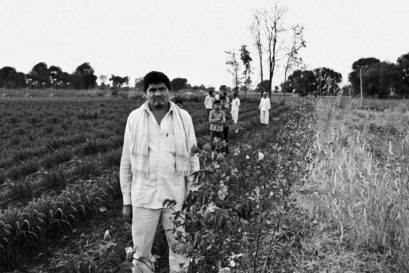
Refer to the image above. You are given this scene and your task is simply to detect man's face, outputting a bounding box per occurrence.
[146,83,170,109]
[214,103,221,110]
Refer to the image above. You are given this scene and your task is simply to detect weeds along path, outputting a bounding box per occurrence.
[1,102,308,273]
[294,97,409,272]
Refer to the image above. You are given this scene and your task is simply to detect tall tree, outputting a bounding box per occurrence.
[264,3,286,97]
[72,62,97,89]
[240,45,252,100]
[255,80,270,94]
[397,52,409,96]
[49,65,63,88]
[28,62,50,88]
[219,85,228,93]
[225,50,241,95]
[313,67,342,96]
[348,59,402,98]
[0,66,26,89]
[250,11,264,96]
[348,57,380,96]
[109,75,129,89]
[286,70,316,96]
[282,24,306,102]
[170,78,188,91]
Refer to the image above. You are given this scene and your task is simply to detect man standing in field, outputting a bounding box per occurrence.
[259,92,271,125]
[204,90,215,116]
[231,93,240,124]
[120,71,200,272]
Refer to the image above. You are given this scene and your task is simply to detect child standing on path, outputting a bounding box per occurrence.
[209,100,226,146]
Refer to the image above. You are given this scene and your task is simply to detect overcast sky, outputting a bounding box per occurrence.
[1,0,408,88]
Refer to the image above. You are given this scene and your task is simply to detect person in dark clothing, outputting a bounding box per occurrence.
[209,100,225,148]
[220,96,231,154]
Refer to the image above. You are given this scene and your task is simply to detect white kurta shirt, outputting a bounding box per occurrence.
[120,107,193,210]
[204,95,214,109]
[231,97,240,111]
[259,97,271,111]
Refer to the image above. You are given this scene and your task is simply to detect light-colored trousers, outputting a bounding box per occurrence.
[231,109,239,124]
[260,110,269,124]
[132,207,188,273]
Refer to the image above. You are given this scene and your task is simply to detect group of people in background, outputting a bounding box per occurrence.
[205,90,240,154]
[205,90,273,153]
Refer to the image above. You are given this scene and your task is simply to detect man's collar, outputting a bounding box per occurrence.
[143,101,174,115]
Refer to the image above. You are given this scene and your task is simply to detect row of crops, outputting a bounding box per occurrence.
[0,97,266,206]
[29,100,312,272]
[0,96,290,270]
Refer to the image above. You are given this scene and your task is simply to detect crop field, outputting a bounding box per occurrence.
[0,93,408,272]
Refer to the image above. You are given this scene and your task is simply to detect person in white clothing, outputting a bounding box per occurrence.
[230,93,240,124]
[120,71,200,272]
[214,90,221,100]
[204,90,215,116]
[259,92,271,125]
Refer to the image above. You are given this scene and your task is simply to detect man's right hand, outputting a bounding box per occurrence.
[122,205,132,224]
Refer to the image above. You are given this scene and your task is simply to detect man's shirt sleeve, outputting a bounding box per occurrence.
[184,112,200,185]
[120,116,133,205]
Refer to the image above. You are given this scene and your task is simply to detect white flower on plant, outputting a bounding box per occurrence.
[257,152,264,161]
[246,155,250,160]
[125,246,134,261]
[205,202,218,215]
[231,168,239,176]
[218,184,228,200]
[103,229,111,241]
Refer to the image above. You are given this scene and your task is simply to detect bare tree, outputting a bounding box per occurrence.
[250,10,264,97]
[240,45,252,100]
[264,3,287,97]
[282,24,306,103]
[225,50,241,95]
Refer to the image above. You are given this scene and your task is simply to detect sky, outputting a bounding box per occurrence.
[1,0,409,89]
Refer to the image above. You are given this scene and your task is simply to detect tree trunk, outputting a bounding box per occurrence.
[259,54,263,97]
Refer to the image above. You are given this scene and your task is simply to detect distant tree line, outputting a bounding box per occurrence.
[275,51,409,98]
[0,63,220,93]
[0,62,97,89]
[278,67,342,97]
[348,53,409,98]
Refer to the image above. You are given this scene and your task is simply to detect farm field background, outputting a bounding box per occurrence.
[1,91,409,272]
